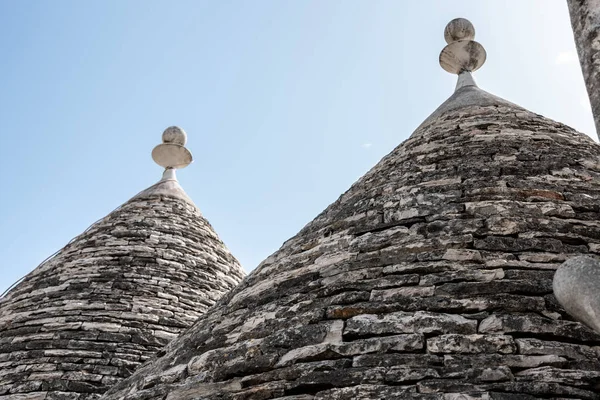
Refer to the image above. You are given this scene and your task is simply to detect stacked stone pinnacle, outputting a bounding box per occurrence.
[99,20,600,400]
[0,128,245,399]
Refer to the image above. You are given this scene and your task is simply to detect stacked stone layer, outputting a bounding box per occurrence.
[0,188,245,399]
[104,95,600,399]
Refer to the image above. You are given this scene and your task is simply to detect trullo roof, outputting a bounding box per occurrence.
[0,127,245,399]
[101,20,600,400]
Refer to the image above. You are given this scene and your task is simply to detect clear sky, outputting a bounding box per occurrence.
[0,1,595,294]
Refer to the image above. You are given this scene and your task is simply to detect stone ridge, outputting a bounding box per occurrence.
[103,102,600,399]
[0,187,245,399]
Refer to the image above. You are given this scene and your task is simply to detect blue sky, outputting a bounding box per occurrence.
[0,1,595,294]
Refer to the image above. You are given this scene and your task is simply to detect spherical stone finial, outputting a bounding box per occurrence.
[439,18,486,75]
[162,126,187,146]
[152,126,193,172]
[444,18,475,44]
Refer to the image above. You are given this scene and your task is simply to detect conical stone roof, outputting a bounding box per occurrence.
[0,128,245,399]
[101,22,600,400]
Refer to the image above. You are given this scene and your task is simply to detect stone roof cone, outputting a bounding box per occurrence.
[100,20,600,399]
[0,127,245,399]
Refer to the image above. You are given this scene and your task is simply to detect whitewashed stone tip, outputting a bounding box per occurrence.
[151,126,193,173]
[455,70,478,91]
[439,18,486,75]
[161,167,177,181]
[553,256,600,334]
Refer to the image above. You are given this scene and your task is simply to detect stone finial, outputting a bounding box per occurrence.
[439,18,486,74]
[151,126,193,178]
[553,256,600,334]
[444,18,475,44]
[162,126,187,146]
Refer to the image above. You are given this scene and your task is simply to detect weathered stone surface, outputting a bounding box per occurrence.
[100,52,600,399]
[484,382,599,399]
[444,354,568,371]
[352,354,443,369]
[479,313,600,342]
[515,338,598,361]
[0,180,245,399]
[427,334,516,354]
[553,256,600,334]
[314,384,417,399]
[370,285,435,301]
[344,312,477,337]
[515,366,600,386]
[568,0,600,136]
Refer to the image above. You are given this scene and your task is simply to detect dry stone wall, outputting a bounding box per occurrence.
[104,95,600,399]
[0,188,245,399]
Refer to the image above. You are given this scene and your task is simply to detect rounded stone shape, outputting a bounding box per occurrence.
[162,126,187,146]
[439,40,486,74]
[554,256,600,334]
[152,143,193,169]
[444,18,475,44]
